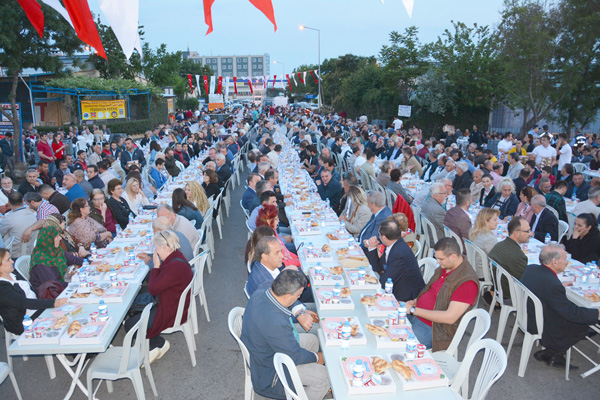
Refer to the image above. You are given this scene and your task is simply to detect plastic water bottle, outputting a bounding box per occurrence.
[358,266,366,283]
[116,225,122,238]
[572,193,577,202]
[406,334,418,360]
[79,268,88,287]
[341,321,351,350]
[90,242,97,258]
[128,213,134,226]
[128,249,135,263]
[54,182,59,191]
[314,263,323,280]
[108,268,117,283]
[398,302,407,325]
[385,278,393,295]
[352,359,365,387]
[98,300,108,321]
[22,315,33,338]
[333,283,341,299]
[545,233,551,244]
[138,203,143,216]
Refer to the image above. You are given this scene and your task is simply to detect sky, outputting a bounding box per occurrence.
[89,0,507,73]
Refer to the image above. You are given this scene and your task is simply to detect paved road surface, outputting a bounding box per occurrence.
[1,172,600,399]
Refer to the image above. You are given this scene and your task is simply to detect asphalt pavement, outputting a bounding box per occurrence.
[1,171,600,400]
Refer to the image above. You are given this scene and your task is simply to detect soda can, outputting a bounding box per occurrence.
[90,312,98,322]
[417,344,426,358]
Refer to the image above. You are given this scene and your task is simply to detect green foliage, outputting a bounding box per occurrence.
[45,76,161,96]
[89,20,143,80]
[177,97,199,110]
[36,119,155,137]
[413,69,457,116]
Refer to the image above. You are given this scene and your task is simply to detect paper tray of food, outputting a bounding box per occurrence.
[344,270,381,290]
[339,355,397,395]
[295,226,322,236]
[60,317,112,345]
[18,317,69,345]
[321,317,367,346]
[367,318,413,349]
[360,294,400,317]
[388,353,449,391]
[58,283,129,304]
[315,288,354,311]
[325,232,352,246]
[302,247,334,263]
[309,266,345,286]
[50,303,84,318]
[568,286,600,306]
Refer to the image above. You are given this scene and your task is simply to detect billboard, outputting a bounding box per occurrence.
[397,105,412,117]
[81,100,126,120]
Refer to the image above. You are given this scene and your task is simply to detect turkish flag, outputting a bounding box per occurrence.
[247,79,254,95]
[17,0,45,38]
[286,74,292,92]
[202,75,209,95]
[248,0,277,31]
[217,76,223,94]
[187,74,194,93]
[233,77,238,95]
[309,70,318,84]
[272,75,277,88]
[297,72,305,84]
[203,0,215,35]
[63,0,107,59]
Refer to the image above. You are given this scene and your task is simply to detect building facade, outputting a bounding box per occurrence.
[182,52,270,78]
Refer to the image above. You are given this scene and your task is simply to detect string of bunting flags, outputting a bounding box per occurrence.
[185,70,322,96]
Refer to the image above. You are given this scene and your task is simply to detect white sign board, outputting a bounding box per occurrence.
[397,105,412,117]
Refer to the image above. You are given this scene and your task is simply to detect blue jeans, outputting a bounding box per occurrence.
[408,315,433,349]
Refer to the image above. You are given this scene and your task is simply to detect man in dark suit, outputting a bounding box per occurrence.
[513,168,530,198]
[565,173,591,201]
[242,173,261,210]
[421,151,439,182]
[358,191,392,252]
[452,162,473,194]
[316,169,343,210]
[215,154,232,182]
[530,195,559,242]
[120,137,146,173]
[365,219,425,301]
[443,189,472,249]
[521,243,599,368]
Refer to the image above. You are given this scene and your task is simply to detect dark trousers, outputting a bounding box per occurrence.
[124,305,165,350]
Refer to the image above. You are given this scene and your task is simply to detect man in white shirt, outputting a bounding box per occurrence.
[497,132,514,155]
[573,187,600,218]
[393,116,403,131]
[532,134,556,167]
[556,133,572,170]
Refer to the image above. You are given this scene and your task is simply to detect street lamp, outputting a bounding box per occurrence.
[299,25,321,111]
[273,60,285,89]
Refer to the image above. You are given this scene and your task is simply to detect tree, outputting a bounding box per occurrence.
[286,64,319,102]
[90,20,143,80]
[412,69,457,115]
[0,4,83,154]
[548,0,600,133]
[497,0,565,133]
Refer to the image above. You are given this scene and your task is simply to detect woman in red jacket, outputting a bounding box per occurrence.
[125,230,193,363]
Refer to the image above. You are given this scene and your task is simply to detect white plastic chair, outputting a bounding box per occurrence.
[161,269,197,367]
[228,307,254,400]
[558,220,569,242]
[411,239,422,260]
[4,236,15,252]
[247,259,252,274]
[175,160,185,174]
[384,188,397,210]
[246,219,254,239]
[433,309,491,387]
[489,260,517,344]
[545,205,559,221]
[3,322,56,380]
[572,162,589,173]
[240,199,250,219]
[221,180,232,218]
[506,277,544,377]
[419,257,439,284]
[14,256,31,282]
[464,239,493,305]
[213,190,224,240]
[244,281,250,300]
[0,361,22,400]
[199,206,215,268]
[444,225,464,254]
[421,215,439,258]
[273,352,309,400]
[86,303,157,400]
[190,251,211,335]
[450,339,507,400]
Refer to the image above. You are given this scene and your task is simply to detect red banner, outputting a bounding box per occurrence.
[233,77,238,95]
[203,0,216,35]
[309,70,318,84]
[247,79,254,94]
[202,75,209,95]
[272,75,277,88]
[217,76,223,94]
[286,74,292,92]
[298,72,305,84]
[63,0,107,59]
[17,0,45,38]
[187,74,194,93]
[248,0,277,31]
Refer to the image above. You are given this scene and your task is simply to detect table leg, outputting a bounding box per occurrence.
[55,353,98,400]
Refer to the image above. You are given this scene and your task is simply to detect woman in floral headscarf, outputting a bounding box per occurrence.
[29,226,70,294]
[45,213,89,261]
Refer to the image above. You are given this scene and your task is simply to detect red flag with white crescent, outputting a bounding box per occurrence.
[297,72,305,84]
[203,0,215,34]
[17,0,45,38]
[247,78,254,94]
[309,70,318,84]
[272,75,277,88]
[187,74,194,93]
[233,77,238,95]
[202,75,209,94]
[217,76,223,94]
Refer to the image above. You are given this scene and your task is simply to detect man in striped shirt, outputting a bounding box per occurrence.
[21,192,59,243]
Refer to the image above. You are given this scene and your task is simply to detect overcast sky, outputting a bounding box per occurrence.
[90,0,506,73]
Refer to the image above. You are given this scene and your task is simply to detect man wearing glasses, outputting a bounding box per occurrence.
[487,217,533,304]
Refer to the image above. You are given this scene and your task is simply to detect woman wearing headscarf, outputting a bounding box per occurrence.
[29,226,71,294]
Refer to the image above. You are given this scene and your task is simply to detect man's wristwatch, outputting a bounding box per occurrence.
[409,306,416,315]
[296,309,307,318]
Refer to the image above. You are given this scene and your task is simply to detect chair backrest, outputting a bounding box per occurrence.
[545,205,559,221]
[412,240,422,259]
[244,281,250,299]
[450,339,507,400]
[247,259,252,274]
[228,307,252,382]
[385,188,397,210]
[14,256,31,282]
[119,303,153,374]
[360,169,372,191]
[4,236,15,253]
[572,162,589,173]
[444,225,464,254]
[171,269,196,328]
[246,219,254,235]
[421,215,439,249]
[191,250,210,297]
[193,229,205,256]
[411,205,423,235]
[175,160,185,173]
[418,257,438,284]
[240,199,250,219]
[273,353,309,400]
[490,260,517,307]
[511,277,544,337]
[558,220,569,242]
[444,309,491,360]
[464,239,492,285]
